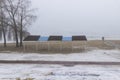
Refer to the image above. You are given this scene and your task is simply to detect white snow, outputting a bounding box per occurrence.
[0,50,120,62]
[0,50,120,79]
[0,64,120,80]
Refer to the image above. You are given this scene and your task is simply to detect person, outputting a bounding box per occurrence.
[102,37,104,41]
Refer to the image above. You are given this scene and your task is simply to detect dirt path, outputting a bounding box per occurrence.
[0,60,120,65]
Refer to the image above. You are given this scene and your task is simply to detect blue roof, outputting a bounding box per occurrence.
[62,37,72,41]
[39,36,48,41]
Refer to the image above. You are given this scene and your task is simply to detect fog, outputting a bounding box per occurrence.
[29,0,120,37]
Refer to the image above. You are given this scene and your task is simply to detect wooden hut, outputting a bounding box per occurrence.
[72,35,87,41]
[23,35,40,41]
[48,36,63,41]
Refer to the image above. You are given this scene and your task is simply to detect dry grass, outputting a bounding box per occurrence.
[86,40,115,49]
[0,40,119,53]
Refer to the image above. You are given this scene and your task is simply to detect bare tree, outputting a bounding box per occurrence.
[0,0,36,47]
[3,0,22,47]
[17,0,36,47]
[0,0,7,47]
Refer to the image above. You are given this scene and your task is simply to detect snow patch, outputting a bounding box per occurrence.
[0,50,120,62]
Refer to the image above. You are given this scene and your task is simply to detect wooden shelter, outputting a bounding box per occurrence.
[23,35,40,41]
[48,36,63,41]
[72,35,87,41]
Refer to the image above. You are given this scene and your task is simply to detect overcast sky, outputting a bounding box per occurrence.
[29,0,120,37]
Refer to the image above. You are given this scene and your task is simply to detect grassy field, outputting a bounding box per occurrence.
[0,40,119,53]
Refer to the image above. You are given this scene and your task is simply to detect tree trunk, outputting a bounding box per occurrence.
[20,26,23,47]
[1,23,7,47]
[1,11,7,47]
[2,26,6,47]
[11,20,19,47]
[20,16,23,47]
[13,16,19,47]
[14,27,19,47]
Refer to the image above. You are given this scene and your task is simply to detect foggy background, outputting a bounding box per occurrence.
[29,0,120,37]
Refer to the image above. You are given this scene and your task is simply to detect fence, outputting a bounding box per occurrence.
[23,41,87,53]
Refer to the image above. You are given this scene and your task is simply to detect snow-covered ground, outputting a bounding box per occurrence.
[0,64,120,80]
[0,50,120,62]
[0,50,120,80]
